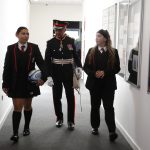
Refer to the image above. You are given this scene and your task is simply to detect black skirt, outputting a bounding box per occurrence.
[8,78,40,99]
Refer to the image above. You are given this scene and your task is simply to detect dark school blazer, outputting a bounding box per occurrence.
[83,47,120,91]
[2,42,47,97]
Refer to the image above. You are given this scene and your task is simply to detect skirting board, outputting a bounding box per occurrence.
[116,119,141,150]
[0,104,12,130]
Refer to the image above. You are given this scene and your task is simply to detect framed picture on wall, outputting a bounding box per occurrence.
[147,39,150,93]
[117,0,129,77]
[102,3,117,48]
[117,0,143,88]
[124,0,143,88]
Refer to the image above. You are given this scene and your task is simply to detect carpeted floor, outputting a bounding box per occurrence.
[0,82,133,150]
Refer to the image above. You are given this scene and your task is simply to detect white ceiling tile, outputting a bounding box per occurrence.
[30,0,84,5]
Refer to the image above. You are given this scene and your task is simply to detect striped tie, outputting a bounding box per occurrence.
[21,45,25,52]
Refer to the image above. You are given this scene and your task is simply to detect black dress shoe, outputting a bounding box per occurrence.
[23,129,30,136]
[10,134,19,142]
[56,120,63,128]
[109,132,118,142]
[68,122,75,131]
[91,128,99,135]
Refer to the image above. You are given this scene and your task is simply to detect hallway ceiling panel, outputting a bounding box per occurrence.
[30,0,84,5]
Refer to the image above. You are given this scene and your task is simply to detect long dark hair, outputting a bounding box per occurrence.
[88,29,115,68]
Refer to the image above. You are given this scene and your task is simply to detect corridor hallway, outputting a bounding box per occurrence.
[0,82,132,150]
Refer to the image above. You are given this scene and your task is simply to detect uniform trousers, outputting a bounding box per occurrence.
[90,86,116,133]
[52,65,75,123]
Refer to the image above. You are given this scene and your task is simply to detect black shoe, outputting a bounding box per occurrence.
[68,122,75,131]
[109,132,118,142]
[56,120,63,128]
[91,128,99,135]
[23,129,30,136]
[10,134,19,142]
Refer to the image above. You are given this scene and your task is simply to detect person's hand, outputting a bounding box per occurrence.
[3,88,9,95]
[75,67,82,79]
[36,80,45,86]
[100,71,105,78]
[95,70,105,78]
[47,77,54,87]
[96,70,101,78]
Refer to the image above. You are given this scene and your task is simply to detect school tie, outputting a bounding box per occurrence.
[101,48,105,53]
[21,45,25,52]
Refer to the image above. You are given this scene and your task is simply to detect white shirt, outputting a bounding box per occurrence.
[98,46,107,53]
[18,42,28,51]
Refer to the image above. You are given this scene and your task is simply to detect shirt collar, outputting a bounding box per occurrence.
[18,42,28,51]
[98,46,107,52]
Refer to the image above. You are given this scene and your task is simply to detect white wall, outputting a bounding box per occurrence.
[30,4,83,56]
[83,0,150,150]
[0,0,30,129]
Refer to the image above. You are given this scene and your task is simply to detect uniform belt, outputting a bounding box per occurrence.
[52,58,74,65]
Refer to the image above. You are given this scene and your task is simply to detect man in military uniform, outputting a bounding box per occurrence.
[45,20,82,130]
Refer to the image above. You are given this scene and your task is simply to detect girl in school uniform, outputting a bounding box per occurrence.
[2,27,47,142]
[83,29,120,142]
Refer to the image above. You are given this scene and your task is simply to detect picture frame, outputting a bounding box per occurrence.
[124,0,143,88]
[147,39,150,93]
[102,3,117,48]
[117,0,129,78]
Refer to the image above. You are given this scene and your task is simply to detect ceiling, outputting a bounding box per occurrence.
[30,0,84,5]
